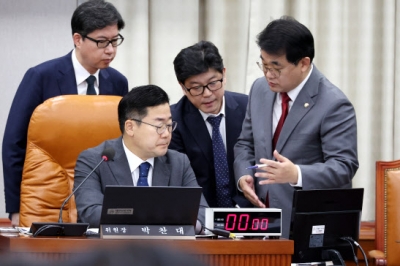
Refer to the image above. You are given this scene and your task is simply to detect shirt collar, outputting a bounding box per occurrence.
[122,138,154,174]
[71,49,100,88]
[286,64,314,102]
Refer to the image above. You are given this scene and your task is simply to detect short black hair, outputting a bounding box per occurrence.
[173,40,224,84]
[118,85,170,133]
[71,0,125,36]
[256,16,314,64]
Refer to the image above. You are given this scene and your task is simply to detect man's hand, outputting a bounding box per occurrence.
[11,212,19,227]
[255,150,298,185]
[239,175,265,208]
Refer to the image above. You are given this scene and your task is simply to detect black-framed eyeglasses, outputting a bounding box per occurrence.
[130,118,177,135]
[256,61,281,78]
[83,34,124,48]
[183,78,224,96]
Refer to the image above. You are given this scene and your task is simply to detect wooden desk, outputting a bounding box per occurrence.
[0,218,377,265]
[0,235,293,266]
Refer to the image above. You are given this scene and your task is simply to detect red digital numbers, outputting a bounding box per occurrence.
[225,214,268,231]
[225,214,237,230]
[252,218,268,230]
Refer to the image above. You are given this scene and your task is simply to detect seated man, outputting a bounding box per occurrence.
[74,85,208,230]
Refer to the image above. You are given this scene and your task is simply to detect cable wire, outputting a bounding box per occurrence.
[33,224,64,237]
[340,237,358,266]
[340,236,369,266]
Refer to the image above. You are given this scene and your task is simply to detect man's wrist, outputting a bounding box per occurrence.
[237,176,246,192]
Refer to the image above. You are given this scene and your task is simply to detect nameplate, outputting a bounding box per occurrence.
[100,224,195,239]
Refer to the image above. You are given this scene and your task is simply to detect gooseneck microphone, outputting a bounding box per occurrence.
[31,147,115,237]
[58,147,116,223]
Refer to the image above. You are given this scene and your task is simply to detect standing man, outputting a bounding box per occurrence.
[170,41,251,208]
[234,16,358,238]
[74,85,208,230]
[2,0,128,227]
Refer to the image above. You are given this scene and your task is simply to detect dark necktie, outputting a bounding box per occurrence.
[137,162,150,186]
[207,115,232,207]
[86,75,97,95]
[272,92,291,150]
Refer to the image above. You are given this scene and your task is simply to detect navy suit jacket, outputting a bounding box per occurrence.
[2,51,128,214]
[169,91,251,207]
[74,137,208,228]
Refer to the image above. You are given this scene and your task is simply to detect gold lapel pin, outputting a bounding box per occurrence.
[304,103,309,108]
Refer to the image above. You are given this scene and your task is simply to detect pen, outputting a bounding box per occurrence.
[246,164,267,169]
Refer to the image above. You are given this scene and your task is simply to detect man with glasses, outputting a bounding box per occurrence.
[2,0,128,227]
[170,41,251,208]
[74,85,208,229]
[234,16,358,238]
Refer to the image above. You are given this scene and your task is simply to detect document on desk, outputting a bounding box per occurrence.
[0,227,20,237]
[291,262,334,266]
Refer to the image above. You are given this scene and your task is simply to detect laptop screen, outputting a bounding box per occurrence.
[100,186,202,226]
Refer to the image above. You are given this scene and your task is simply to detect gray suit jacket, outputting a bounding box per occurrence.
[74,137,208,228]
[234,66,358,238]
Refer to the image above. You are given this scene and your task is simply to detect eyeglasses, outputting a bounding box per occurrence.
[184,78,223,96]
[256,61,281,78]
[130,118,177,135]
[83,34,124,48]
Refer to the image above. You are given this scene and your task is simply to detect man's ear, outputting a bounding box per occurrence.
[73,33,83,48]
[124,120,136,137]
[300,57,311,72]
[222,68,227,85]
[179,82,189,96]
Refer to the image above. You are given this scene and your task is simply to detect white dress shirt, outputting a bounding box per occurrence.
[71,49,100,95]
[122,139,155,186]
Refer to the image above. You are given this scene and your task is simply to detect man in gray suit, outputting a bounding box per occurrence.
[234,16,358,238]
[74,85,208,230]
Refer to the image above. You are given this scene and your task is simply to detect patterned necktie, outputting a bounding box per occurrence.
[207,115,233,207]
[137,162,150,186]
[86,75,97,95]
[273,92,291,150]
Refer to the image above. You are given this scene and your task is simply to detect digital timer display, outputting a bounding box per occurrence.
[206,208,282,236]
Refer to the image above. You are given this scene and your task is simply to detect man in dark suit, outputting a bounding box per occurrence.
[74,85,208,229]
[170,41,250,208]
[234,16,358,238]
[2,0,128,226]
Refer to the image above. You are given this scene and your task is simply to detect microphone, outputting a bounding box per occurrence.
[30,147,115,237]
[58,147,115,223]
[202,225,236,239]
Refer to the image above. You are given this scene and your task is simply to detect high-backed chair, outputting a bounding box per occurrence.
[369,159,400,266]
[19,95,122,227]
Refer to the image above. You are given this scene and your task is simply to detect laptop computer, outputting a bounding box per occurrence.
[100,186,202,227]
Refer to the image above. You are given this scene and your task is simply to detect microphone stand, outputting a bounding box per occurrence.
[31,149,114,237]
[58,158,105,223]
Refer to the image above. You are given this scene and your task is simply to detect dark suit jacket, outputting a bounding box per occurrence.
[170,91,251,207]
[2,51,128,214]
[74,137,208,228]
[234,66,359,238]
